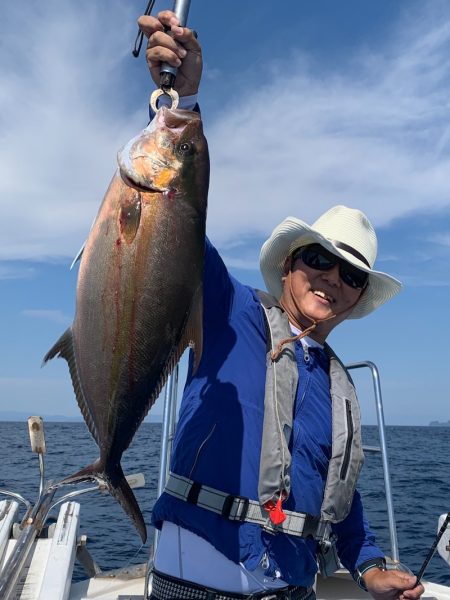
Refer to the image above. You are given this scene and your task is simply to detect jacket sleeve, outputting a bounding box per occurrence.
[331,488,385,575]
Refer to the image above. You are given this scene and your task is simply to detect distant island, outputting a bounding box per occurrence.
[429,420,450,427]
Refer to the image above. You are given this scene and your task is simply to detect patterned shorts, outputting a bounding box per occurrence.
[149,569,316,600]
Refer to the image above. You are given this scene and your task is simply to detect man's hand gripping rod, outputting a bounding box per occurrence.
[150,0,192,112]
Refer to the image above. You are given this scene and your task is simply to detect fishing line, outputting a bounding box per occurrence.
[123,541,147,569]
[132,0,157,57]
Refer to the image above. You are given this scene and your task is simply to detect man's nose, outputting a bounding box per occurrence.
[322,264,341,286]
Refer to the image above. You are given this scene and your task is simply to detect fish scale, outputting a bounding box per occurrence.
[44,107,209,542]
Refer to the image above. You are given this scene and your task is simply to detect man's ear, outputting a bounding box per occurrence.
[282,255,292,280]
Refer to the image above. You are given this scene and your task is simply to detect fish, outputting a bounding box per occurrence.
[44,107,209,542]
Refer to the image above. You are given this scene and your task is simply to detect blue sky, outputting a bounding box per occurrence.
[1,0,450,425]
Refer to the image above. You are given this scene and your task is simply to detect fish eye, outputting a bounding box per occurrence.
[178,142,195,156]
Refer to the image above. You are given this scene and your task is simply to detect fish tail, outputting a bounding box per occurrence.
[63,460,147,543]
[62,459,104,485]
[107,463,147,544]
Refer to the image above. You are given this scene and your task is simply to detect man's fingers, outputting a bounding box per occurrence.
[156,10,180,28]
[137,15,164,38]
[402,583,425,599]
[388,572,424,599]
[147,31,187,59]
[171,27,201,53]
[146,46,182,69]
[137,11,181,37]
[138,10,199,51]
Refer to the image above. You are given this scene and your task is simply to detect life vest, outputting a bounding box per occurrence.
[163,291,365,540]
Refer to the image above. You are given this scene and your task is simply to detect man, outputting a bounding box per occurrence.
[138,11,424,600]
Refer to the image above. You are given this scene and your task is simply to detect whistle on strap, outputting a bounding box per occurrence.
[264,496,287,526]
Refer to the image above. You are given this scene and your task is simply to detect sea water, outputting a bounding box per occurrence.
[1,422,449,585]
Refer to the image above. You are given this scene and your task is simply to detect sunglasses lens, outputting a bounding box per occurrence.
[300,245,335,270]
[340,266,369,289]
[295,244,369,289]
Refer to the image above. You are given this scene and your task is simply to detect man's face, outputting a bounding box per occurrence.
[281,246,366,341]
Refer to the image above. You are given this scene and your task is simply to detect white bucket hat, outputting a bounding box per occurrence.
[259,205,401,319]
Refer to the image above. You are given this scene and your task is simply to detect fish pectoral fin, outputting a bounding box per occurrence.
[181,282,203,374]
[43,328,99,446]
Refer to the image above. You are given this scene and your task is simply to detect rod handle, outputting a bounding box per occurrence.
[159,0,192,87]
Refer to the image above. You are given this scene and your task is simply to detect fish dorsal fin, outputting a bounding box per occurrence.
[43,328,99,445]
[180,282,203,374]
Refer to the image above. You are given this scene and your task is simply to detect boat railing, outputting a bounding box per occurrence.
[0,418,145,600]
[346,361,399,562]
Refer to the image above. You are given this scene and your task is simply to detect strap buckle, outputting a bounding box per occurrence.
[302,514,320,538]
[222,494,249,522]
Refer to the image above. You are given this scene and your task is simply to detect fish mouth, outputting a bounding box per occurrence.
[119,169,167,194]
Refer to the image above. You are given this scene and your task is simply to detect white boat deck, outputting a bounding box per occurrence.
[66,567,450,600]
[2,499,450,600]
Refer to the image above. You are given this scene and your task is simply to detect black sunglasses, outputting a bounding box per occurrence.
[292,244,369,290]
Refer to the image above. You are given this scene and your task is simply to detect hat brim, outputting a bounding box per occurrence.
[259,217,401,319]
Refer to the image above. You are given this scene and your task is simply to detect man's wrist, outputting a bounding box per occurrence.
[354,557,386,591]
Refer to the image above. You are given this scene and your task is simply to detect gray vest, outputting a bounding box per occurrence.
[257,290,365,525]
[163,292,365,541]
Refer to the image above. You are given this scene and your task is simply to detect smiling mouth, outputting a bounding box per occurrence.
[313,290,334,304]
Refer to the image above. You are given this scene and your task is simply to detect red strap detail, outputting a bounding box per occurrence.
[264,496,287,525]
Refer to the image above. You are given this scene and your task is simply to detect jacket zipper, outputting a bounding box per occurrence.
[340,399,353,480]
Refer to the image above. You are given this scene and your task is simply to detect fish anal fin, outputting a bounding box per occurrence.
[180,283,203,374]
[43,328,99,446]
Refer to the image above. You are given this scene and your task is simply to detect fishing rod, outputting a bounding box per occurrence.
[132,0,193,110]
[414,511,450,586]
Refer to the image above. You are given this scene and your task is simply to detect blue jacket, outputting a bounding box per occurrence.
[152,238,383,586]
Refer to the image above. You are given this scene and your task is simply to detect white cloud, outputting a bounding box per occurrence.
[2,2,450,262]
[0,1,143,262]
[431,233,450,247]
[220,255,259,271]
[206,5,450,247]
[0,264,36,280]
[22,309,72,325]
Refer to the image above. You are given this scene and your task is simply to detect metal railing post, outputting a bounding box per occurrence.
[346,361,399,562]
[146,364,180,597]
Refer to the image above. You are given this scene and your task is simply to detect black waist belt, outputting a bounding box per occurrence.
[150,569,314,600]
[164,472,321,538]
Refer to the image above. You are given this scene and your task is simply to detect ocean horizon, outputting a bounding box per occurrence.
[1,422,449,586]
